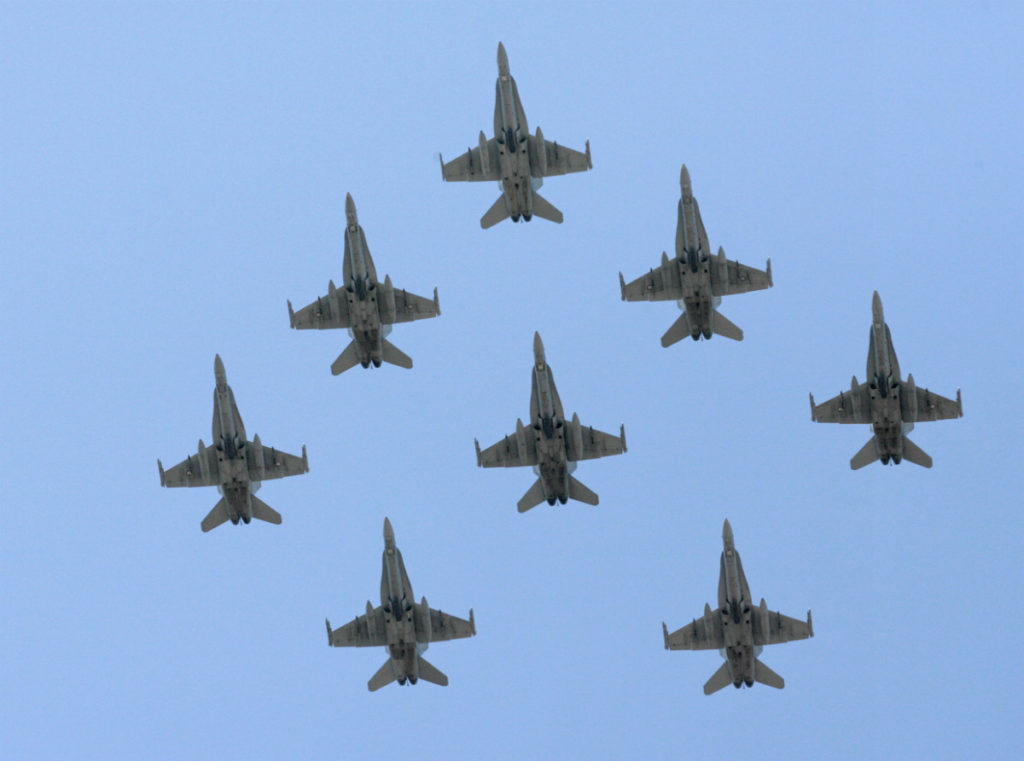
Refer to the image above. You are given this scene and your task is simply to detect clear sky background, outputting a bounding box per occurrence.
[2,3,1022,760]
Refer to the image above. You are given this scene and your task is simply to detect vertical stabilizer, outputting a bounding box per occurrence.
[367,660,396,692]
[200,498,230,533]
[250,495,282,525]
[850,437,881,470]
[530,193,563,224]
[661,312,692,347]
[416,656,449,687]
[517,478,547,513]
[331,341,363,375]
[753,658,785,689]
[703,661,732,695]
[900,436,933,468]
[711,310,744,341]
[567,475,599,506]
[381,339,413,369]
[481,195,510,229]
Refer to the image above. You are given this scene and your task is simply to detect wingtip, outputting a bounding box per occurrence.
[618,272,626,300]
[585,139,592,169]
[302,445,309,471]
[325,618,332,644]
[662,622,669,649]
[470,608,476,635]
[766,257,773,287]
[474,438,482,466]
[433,286,441,316]
[157,459,165,486]
[620,424,627,452]
[807,610,814,637]
[956,388,963,416]
[808,392,816,420]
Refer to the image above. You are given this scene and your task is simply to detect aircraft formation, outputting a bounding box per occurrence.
[157,42,963,692]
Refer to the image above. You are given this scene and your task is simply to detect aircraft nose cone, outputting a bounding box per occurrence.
[497,41,509,74]
[533,331,545,364]
[383,516,394,544]
[872,290,884,325]
[345,193,358,226]
[680,163,691,193]
[214,354,226,383]
[722,518,733,544]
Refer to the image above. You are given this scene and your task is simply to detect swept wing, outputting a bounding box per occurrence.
[476,431,539,468]
[811,385,874,424]
[903,385,962,421]
[289,292,351,330]
[712,256,773,296]
[328,607,388,648]
[416,607,476,642]
[159,448,220,488]
[248,442,308,481]
[566,424,627,461]
[620,258,679,302]
[664,610,725,651]
[442,139,500,182]
[529,137,591,176]
[753,608,813,646]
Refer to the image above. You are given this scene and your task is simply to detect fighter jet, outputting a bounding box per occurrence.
[663,520,813,694]
[440,42,592,228]
[157,355,309,532]
[326,518,476,691]
[474,332,626,512]
[288,194,440,375]
[619,165,772,344]
[810,291,963,468]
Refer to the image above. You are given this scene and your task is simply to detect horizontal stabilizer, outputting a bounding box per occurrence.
[200,498,230,533]
[331,341,362,376]
[517,478,547,513]
[250,495,282,525]
[481,195,510,229]
[368,659,396,692]
[416,656,449,687]
[381,339,413,369]
[703,661,732,695]
[901,435,933,468]
[754,658,785,689]
[850,436,880,470]
[711,310,743,341]
[568,475,599,506]
[531,192,563,224]
[661,312,692,347]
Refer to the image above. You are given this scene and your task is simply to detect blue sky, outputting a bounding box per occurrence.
[2,3,1022,759]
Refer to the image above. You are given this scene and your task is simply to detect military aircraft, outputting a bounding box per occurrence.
[288,194,440,375]
[326,518,476,691]
[475,332,626,512]
[157,355,309,532]
[810,291,963,469]
[663,520,813,694]
[619,165,772,344]
[440,42,592,228]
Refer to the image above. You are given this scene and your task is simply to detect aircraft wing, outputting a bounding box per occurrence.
[248,443,308,481]
[158,448,220,488]
[753,608,813,646]
[288,293,351,330]
[476,431,539,468]
[903,385,963,421]
[441,139,500,182]
[620,260,679,302]
[387,287,440,325]
[810,385,874,424]
[530,137,592,176]
[713,257,772,296]
[664,612,725,651]
[567,424,627,462]
[327,607,388,648]
[416,607,476,643]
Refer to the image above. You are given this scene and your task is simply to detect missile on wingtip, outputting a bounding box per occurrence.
[533,331,545,367]
[345,193,359,229]
[872,290,884,326]
[497,41,509,76]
